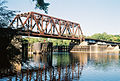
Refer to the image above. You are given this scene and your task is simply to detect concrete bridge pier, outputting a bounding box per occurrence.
[70,41,120,53]
[32,42,53,54]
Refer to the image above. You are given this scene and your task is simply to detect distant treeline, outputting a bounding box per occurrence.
[24,37,71,46]
[87,32,120,42]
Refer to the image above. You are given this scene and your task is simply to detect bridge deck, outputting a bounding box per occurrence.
[1,28,120,46]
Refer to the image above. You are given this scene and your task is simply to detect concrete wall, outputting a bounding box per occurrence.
[32,42,53,54]
[70,41,120,53]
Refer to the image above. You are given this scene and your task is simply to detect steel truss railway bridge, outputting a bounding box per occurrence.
[8,12,120,45]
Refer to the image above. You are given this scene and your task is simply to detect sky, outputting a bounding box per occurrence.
[7,0,120,36]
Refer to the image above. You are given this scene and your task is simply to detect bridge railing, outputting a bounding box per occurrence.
[9,12,84,41]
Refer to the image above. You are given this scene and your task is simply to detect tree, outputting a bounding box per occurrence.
[0,0,16,28]
[32,0,50,14]
[89,32,120,42]
[90,32,111,41]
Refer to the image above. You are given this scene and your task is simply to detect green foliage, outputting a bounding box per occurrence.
[89,32,120,42]
[0,0,16,28]
[24,37,40,44]
[24,37,71,46]
[49,39,71,46]
[32,0,50,14]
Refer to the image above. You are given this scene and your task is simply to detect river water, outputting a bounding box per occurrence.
[0,52,120,81]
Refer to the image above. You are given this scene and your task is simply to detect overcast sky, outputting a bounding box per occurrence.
[7,0,120,36]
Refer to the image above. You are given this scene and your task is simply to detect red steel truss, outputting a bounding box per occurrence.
[9,12,84,41]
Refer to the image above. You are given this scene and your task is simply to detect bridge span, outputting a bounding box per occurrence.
[9,12,84,41]
[8,12,120,46]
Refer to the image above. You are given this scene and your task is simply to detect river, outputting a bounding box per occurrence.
[0,52,120,81]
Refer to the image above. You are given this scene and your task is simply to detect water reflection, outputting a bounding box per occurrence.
[1,52,120,81]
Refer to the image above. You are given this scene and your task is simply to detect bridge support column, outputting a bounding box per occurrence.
[22,40,28,62]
